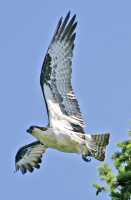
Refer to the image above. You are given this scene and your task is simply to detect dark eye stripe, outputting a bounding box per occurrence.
[35,126,47,131]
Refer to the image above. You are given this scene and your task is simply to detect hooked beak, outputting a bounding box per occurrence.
[26,128,31,133]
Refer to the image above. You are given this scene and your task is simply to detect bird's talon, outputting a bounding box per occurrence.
[82,155,91,162]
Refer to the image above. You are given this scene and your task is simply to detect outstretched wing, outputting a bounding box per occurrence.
[40,12,85,133]
[15,141,47,174]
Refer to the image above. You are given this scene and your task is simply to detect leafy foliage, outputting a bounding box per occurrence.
[94,132,131,200]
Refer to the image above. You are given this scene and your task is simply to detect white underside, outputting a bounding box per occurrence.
[32,126,93,156]
[31,84,92,154]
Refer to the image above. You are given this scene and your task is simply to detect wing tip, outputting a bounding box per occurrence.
[52,11,77,42]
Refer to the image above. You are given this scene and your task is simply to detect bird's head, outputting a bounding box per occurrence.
[27,126,47,135]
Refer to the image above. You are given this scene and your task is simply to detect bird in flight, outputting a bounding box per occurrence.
[15,11,110,174]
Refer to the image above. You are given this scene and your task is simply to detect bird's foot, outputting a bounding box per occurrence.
[82,155,91,162]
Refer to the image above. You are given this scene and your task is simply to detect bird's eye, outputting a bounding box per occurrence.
[30,126,35,131]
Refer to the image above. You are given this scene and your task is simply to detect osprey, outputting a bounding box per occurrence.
[15,12,110,174]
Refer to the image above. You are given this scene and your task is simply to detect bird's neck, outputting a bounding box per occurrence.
[32,128,53,145]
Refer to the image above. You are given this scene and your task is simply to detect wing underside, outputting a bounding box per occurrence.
[15,141,47,174]
[40,11,85,133]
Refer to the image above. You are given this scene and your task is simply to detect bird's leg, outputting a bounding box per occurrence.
[70,133,92,162]
[79,140,92,162]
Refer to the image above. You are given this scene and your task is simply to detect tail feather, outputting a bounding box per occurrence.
[85,133,110,161]
[92,133,110,161]
[91,133,110,146]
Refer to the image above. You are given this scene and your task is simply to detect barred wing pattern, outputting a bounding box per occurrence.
[40,12,85,133]
[15,141,47,174]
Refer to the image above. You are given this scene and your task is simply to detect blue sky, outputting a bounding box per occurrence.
[1,0,131,199]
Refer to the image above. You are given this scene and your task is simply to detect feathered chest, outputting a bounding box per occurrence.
[32,127,81,153]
